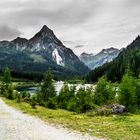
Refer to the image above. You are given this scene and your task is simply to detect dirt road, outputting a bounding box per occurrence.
[0,98,102,140]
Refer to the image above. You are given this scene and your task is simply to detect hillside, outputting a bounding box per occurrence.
[86,36,140,82]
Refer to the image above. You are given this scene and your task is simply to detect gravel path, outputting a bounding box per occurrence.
[0,98,102,140]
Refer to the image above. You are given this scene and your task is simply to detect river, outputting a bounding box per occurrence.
[16,81,94,95]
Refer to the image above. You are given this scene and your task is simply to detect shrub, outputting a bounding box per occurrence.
[58,84,76,110]
[67,98,77,111]
[39,70,56,102]
[0,82,6,96]
[135,77,140,108]
[94,76,115,106]
[30,95,37,109]
[118,72,137,112]
[46,97,57,109]
[75,87,94,113]
[21,91,30,102]
[6,84,14,100]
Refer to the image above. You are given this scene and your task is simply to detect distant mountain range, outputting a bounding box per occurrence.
[80,48,120,70]
[86,35,140,82]
[0,25,89,79]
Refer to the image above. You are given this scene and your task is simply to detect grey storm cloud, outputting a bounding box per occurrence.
[74,45,84,48]
[0,0,101,27]
[0,0,140,55]
[0,25,22,40]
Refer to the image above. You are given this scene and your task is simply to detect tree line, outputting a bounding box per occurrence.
[0,67,140,115]
[86,36,140,83]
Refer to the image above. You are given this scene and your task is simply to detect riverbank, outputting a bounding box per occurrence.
[2,97,140,140]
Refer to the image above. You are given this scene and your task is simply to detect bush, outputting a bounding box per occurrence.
[58,84,76,110]
[12,90,20,100]
[67,98,77,111]
[30,95,37,109]
[118,72,137,112]
[16,93,21,103]
[94,76,115,106]
[39,70,56,102]
[6,84,14,100]
[135,77,140,109]
[0,82,7,96]
[75,87,94,113]
[21,91,30,102]
[46,97,57,109]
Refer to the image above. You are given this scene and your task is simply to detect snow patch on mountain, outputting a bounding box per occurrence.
[52,48,64,67]
[80,48,120,70]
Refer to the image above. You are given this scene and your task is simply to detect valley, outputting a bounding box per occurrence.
[1,0,140,140]
[0,27,140,140]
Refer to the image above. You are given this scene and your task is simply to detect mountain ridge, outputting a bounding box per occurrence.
[0,25,89,79]
[86,35,140,82]
[80,47,120,70]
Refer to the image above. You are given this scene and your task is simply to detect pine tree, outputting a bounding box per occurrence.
[0,68,13,97]
[3,67,11,83]
[40,70,56,103]
[94,76,115,106]
[75,86,94,113]
[118,70,137,111]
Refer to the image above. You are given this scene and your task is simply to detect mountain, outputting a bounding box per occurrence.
[0,25,89,79]
[86,35,140,82]
[80,47,120,70]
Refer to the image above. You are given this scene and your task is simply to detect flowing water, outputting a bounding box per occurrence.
[16,81,94,95]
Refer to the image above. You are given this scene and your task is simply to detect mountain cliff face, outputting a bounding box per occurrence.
[80,48,120,70]
[0,25,89,78]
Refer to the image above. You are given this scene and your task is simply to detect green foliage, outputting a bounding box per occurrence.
[16,93,21,103]
[30,95,37,109]
[39,70,56,102]
[58,83,76,110]
[119,72,137,112]
[46,97,57,109]
[0,82,7,95]
[94,76,115,106]
[4,84,14,100]
[1,66,139,115]
[135,76,140,108]
[3,67,11,83]
[20,91,30,102]
[12,91,20,100]
[58,84,95,113]
[75,87,94,113]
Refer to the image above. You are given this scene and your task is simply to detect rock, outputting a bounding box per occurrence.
[112,104,127,114]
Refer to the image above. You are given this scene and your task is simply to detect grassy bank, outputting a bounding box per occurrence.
[2,97,140,140]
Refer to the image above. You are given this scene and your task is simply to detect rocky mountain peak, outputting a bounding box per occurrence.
[136,35,140,40]
[29,25,63,46]
[80,52,94,57]
[41,25,53,32]
[80,47,120,70]
[101,47,119,54]
[0,25,89,77]
[12,37,28,44]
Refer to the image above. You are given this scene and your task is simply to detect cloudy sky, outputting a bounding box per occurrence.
[0,0,140,55]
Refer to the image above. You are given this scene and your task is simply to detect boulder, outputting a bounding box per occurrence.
[112,104,127,114]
